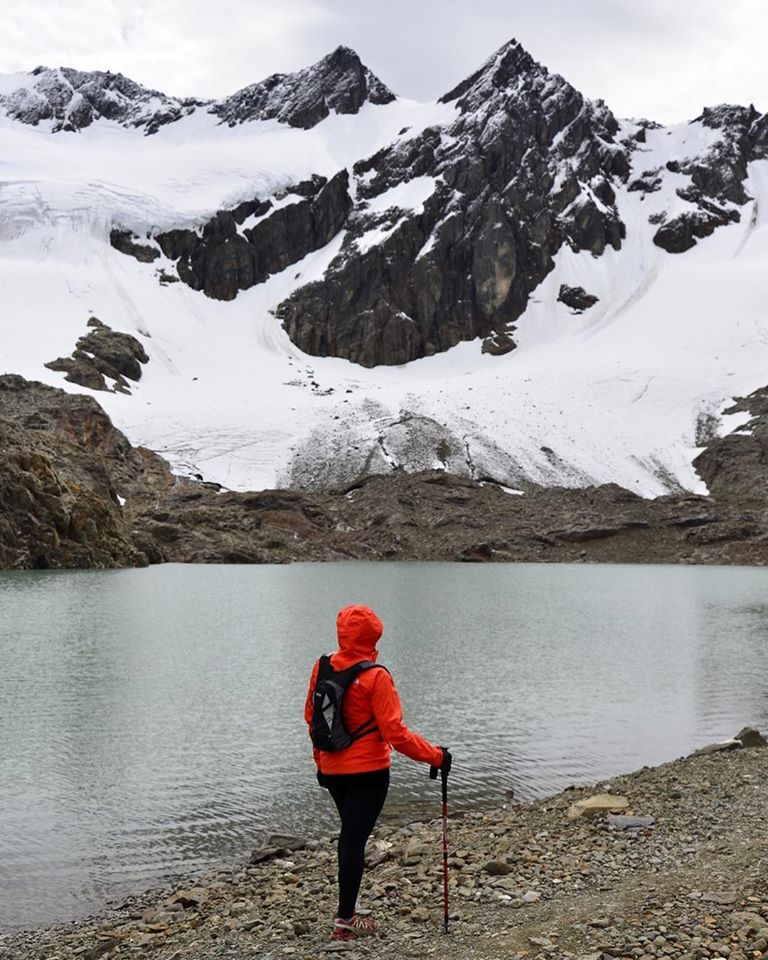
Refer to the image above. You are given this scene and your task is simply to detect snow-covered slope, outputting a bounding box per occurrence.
[1,43,767,498]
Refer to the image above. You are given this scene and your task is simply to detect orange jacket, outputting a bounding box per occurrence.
[305,604,443,775]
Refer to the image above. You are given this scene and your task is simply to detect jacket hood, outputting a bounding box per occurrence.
[335,604,383,663]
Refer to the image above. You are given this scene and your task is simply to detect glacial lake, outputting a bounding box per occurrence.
[1,562,767,930]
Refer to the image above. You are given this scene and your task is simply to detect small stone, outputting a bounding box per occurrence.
[529,936,554,948]
[607,814,656,831]
[702,891,739,905]
[567,795,630,820]
[522,890,542,904]
[411,907,430,921]
[169,888,205,909]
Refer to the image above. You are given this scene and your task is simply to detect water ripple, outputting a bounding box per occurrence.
[1,562,767,929]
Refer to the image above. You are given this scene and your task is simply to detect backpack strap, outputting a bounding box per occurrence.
[345,661,388,742]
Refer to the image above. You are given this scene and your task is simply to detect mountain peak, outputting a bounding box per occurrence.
[213,46,395,130]
[439,37,541,106]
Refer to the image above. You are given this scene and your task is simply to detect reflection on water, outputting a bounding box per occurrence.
[1,562,766,929]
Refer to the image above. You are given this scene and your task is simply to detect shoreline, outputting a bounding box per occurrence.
[2,733,766,960]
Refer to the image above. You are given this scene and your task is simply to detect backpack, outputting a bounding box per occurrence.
[310,655,385,752]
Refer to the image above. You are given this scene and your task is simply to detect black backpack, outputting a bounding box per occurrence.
[310,655,385,752]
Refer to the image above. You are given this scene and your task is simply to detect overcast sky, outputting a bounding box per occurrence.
[3,0,767,124]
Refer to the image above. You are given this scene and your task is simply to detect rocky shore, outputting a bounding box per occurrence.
[3,731,765,960]
[2,375,768,569]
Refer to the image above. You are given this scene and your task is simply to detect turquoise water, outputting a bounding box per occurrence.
[1,562,766,929]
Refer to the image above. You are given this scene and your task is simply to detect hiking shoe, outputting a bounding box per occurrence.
[332,914,376,940]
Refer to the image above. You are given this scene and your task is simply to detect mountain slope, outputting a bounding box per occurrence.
[1,42,767,501]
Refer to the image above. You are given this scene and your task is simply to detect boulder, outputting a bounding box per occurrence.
[558,284,600,313]
[45,317,149,393]
[734,726,767,747]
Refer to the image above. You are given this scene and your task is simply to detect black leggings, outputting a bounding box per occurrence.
[325,768,390,919]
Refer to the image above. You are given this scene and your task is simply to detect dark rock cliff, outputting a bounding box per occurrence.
[112,172,352,301]
[278,40,629,366]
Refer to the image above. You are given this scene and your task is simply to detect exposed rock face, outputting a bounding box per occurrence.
[116,173,352,301]
[0,67,203,134]
[0,375,164,568]
[110,230,160,263]
[693,386,768,502]
[653,206,740,254]
[278,40,629,366]
[45,317,149,393]
[651,104,767,252]
[212,46,395,129]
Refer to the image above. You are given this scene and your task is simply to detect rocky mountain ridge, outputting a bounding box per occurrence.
[212,45,395,129]
[72,39,768,366]
[0,66,203,134]
[0,47,393,135]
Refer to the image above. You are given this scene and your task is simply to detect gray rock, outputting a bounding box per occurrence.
[702,891,739,905]
[733,726,767,748]
[522,890,542,904]
[691,740,742,757]
[607,815,656,832]
[265,833,306,851]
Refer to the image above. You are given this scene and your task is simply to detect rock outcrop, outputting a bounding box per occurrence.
[651,105,766,253]
[693,385,768,503]
[151,173,351,301]
[45,317,149,393]
[557,284,600,313]
[0,375,163,568]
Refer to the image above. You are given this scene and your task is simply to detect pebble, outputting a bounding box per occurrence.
[2,743,766,960]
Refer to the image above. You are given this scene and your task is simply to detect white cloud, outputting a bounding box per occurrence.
[1,0,766,121]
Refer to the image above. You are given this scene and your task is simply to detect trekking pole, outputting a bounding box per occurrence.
[441,767,450,934]
[430,761,450,934]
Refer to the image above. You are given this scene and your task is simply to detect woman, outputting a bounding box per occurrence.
[305,604,451,941]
